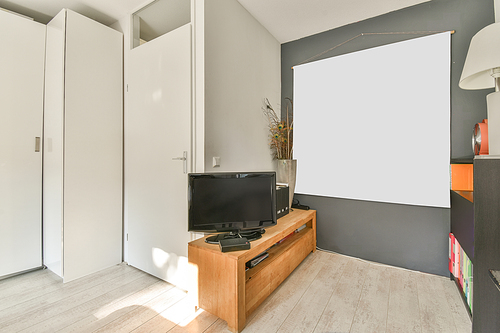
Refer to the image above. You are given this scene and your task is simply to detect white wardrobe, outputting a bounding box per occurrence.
[43,9,123,282]
[0,9,46,278]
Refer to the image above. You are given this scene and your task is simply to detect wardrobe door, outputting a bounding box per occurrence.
[63,10,123,282]
[43,9,123,282]
[0,10,46,277]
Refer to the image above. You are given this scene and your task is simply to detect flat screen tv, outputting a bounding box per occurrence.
[188,172,277,243]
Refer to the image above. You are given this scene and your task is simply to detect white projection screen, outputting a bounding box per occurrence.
[293,32,451,208]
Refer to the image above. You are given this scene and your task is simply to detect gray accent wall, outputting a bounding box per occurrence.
[282,0,494,276]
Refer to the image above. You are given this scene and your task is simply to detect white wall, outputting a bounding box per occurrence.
[193,0,205,173]
[204,0,281,172]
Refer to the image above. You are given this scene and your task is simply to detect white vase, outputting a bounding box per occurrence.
[276,159,297,209]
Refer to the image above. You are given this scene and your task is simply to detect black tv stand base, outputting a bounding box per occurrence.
[205,229,264,244]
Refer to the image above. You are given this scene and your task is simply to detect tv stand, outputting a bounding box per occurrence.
[188,209,316,333]
[205,229,265,244]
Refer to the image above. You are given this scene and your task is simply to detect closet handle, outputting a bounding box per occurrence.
[35,137,40,152]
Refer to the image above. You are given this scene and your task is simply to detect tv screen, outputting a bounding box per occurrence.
[188,172,277,241]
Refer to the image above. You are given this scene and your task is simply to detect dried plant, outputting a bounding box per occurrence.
[262,98,293,160]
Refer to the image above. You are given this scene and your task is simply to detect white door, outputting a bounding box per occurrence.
[126,24,192,289]
[0,10,46,277]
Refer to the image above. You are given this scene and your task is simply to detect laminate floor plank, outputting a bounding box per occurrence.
[241,251,328,333]
[167,308,219,333]
[0,275,61,312]
[0,264,131,315]
[0,267,145,332]
[94,283,187,332]
[441,278,472,333]
[313,258,369,333]
[132,295,196,333]
[58,279,174,333]
[349,264,391,333]
[276,252,349,333]
[416,272,458,333]
[19,273,159,333]
[0,264,134,325]
[203,318,232,333]
[0,268,60,302]
[0,268,51,291]
[386,268,421,333]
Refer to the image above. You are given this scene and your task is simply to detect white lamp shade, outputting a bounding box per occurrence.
[460,22,500,90]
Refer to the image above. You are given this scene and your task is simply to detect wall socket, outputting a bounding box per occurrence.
[213,156,221,168]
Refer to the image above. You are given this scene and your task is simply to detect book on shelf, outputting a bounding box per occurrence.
[449,232,473,314]
[246,251,269,269]
[277,231,296,245]
[449,233,454,274]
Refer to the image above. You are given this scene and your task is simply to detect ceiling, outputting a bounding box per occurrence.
[0,0,430,43]
[0,0,147,25]
[237,0,430,43]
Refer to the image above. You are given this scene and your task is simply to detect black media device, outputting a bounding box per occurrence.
[188,172,277,245]
[276,185,289,218]
[219,237,250,252]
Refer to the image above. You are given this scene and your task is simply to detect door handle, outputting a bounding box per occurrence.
[172,151,188,174]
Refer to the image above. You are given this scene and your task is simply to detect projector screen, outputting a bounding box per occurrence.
[293,32,451,208]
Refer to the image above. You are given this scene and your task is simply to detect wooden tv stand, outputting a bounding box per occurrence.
[188,209,316,333]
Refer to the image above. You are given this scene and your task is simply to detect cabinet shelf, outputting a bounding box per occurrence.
[246,227,311,281]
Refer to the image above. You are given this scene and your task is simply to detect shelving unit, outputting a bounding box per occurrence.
[449,161,474,316]
[450,190,474,317]
[450,157,500,331]
[188,209,316,333]
[472,156,500,332]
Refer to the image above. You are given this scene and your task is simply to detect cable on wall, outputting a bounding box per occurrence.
[293,30,455,68]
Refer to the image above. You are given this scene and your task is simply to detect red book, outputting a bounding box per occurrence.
[455,238,460,279]
[449,233,455,275]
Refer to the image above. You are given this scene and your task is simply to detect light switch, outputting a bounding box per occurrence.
[213,156,221,168]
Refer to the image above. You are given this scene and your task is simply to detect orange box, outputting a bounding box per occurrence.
[451,164,473,191]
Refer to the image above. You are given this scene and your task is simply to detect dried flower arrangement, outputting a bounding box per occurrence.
[262,98,293,160]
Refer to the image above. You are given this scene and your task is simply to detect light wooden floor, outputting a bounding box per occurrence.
[0,250,471,333]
